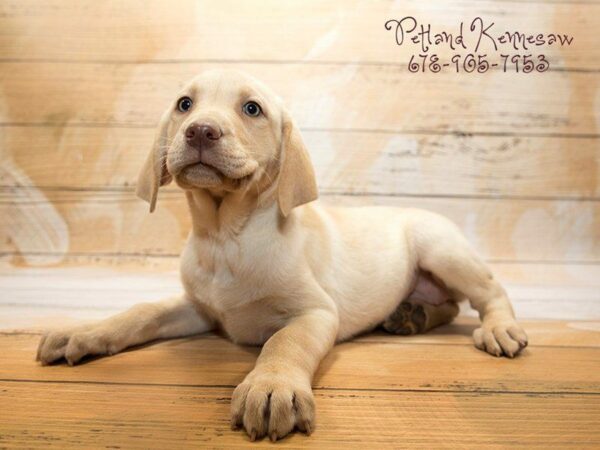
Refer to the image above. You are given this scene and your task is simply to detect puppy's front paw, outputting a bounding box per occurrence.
[36,327,119,366]
[230,370,315,442]
[473,319,528,358]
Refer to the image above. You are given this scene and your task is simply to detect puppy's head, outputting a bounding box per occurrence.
[136,69,318,217]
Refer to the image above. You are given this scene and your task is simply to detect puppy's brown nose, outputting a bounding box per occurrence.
[185,122,222,148]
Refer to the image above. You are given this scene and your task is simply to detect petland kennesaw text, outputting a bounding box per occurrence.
[385,17,574,53]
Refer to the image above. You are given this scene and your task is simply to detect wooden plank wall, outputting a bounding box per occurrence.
[0,1,598,283]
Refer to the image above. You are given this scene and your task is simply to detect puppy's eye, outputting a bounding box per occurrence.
[242,101,261,117]
[177,97,193,112]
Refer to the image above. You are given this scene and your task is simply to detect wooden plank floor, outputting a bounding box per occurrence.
[1,317,599,448]
[0,266,598,448]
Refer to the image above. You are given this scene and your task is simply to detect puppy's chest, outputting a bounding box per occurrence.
[181,240,273,317]
[182,252,285,344]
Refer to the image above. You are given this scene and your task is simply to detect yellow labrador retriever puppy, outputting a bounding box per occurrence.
[37,69,528,441]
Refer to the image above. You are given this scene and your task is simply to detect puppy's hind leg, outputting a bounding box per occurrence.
[383,300,459,336]
[407,211,528,357]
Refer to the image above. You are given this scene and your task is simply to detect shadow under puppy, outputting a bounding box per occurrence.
[36,69,528,442]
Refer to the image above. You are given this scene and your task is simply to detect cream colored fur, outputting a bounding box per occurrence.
[37,69,528,442]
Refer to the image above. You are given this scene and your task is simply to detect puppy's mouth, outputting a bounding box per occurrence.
[168,138,260,190]
[187,159,255,180]
[176,157,258,190]
[191,161,226,178]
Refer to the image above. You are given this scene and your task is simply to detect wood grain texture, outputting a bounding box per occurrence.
[0,1,598,275]
[2,382,599,449]
[2,190,598,263]
[1,62,598,135]
[2,126,599,198]
[0,0,597,69]
[0,323,599,449]
[2,330,600,393]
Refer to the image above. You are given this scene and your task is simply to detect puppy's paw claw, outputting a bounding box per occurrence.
[231,370,315,441]
[473,320,528,358]
[36,327,120,366]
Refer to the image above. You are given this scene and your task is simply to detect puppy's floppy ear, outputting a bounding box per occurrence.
[136,110,173,213]
[277,111,318,217]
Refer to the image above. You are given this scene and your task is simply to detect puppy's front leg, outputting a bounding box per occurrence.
[36,297,212,365]
[231,307,338,442]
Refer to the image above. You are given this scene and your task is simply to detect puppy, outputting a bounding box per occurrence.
[36,69,528,442]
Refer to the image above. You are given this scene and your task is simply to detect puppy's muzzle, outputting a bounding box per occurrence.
[185,121,223,151]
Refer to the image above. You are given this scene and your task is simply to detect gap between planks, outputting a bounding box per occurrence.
[2,324,599,394]
[1,325,599,448]
[2,382,598,448]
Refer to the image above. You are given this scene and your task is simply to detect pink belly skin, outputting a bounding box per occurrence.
[405,271,451,306]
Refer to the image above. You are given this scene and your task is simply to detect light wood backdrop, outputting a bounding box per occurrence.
[0,0,598,284]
